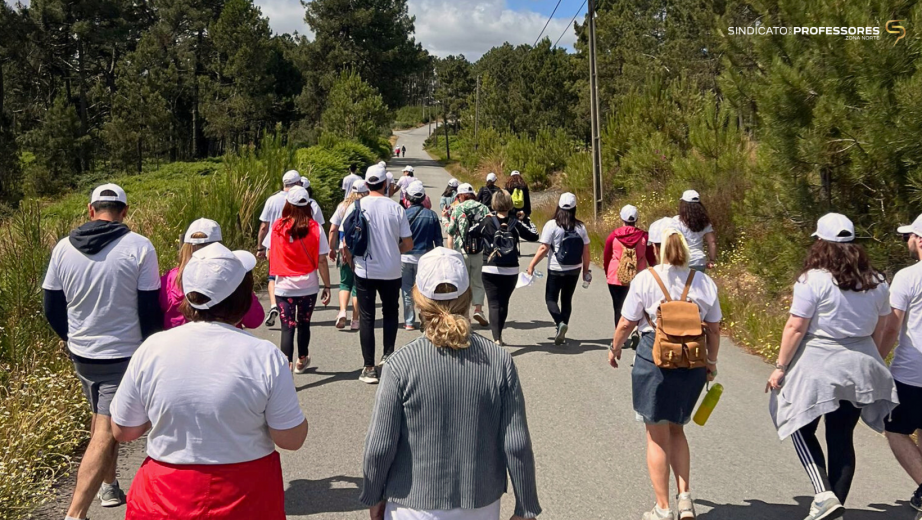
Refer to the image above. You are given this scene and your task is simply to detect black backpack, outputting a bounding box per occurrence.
[554,226,584,266]
[484,215,518,264]
[461,208,485,255]
[343,198,369,258]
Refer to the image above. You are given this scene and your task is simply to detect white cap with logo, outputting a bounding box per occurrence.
[558,192,577,210]
[510,170,521,177]
[286,186,311,207]
[282,170,301,186]
[812,213,855,243]
[648,217,674,244]
[416,247,470,301]
[681,190,700,203]
[403,166,415,173]
[407,180,426,198]
[486,172,497,182]
[448,178,460,188]
[457,183,475,195]
[366,164,387,184]
[897,214,922,236]
[182,243,257,310]
[352,180,369,194]
[620,205,638,223]
[91,183,127,204]
[300,176,311,189]
[184,218,222,245]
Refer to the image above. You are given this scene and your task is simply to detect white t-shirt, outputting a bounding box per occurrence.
[481,265,519,276]
[110,322,305,465]
[539,220,590,272]
[275,231,332,297]
[384,499,500,520]
[891,262,922,386]
[345,196,412,280]
[396,175,415,196]
[42,232,161,359]
[790,269,891,339]
[342,173,362,194]
[622,264,722,326]
[260,191,325,249]
[671,216,713,267]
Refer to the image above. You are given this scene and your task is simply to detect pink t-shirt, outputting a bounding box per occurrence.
[159,268,265,330]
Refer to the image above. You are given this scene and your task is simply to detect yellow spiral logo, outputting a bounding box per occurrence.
[887,20,906,45]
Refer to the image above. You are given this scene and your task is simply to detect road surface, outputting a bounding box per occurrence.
[66,125,911,520]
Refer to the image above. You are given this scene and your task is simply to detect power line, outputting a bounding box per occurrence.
[533,0,564,46]
[553,0,588,48]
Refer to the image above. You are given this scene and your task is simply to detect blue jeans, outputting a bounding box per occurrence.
[401,261,419,326]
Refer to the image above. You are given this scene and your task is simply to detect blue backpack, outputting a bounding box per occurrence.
[343,198,369,258]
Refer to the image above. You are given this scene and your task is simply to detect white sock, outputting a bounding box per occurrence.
[655,505,672,516]
[65,516,84,520]
[101,478,118,489]
[678,492,692,500]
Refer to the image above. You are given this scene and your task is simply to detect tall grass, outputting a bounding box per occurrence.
[0,135,383,519]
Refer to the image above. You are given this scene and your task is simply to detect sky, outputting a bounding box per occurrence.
[6,0,584,60]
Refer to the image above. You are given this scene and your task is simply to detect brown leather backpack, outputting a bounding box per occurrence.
[645,268,707,370]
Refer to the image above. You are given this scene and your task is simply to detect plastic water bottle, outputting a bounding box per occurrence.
[533,270,544,279]
[582,271,592,289]
[693,383,724,426]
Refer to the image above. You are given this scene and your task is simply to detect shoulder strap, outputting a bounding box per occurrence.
[680,270,696,301]
[491,214,501,229]
[647,267,672,302]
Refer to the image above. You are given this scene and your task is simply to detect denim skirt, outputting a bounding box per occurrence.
[632,332,708,425]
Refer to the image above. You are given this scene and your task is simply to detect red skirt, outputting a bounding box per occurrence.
[126,451,286,520]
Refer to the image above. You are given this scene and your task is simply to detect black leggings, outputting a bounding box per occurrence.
[276,294,318,362]
[355,275,401,368]
[791,401,862,503]
[482,272,518,341]
[545,270,580,326]
[608,284,630,324]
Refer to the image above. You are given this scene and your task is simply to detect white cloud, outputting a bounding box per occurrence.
[254,0,311,37]
[408,0,578,59]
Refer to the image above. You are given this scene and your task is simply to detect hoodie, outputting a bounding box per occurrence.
[68,220,131,255]
[603,225,656,286]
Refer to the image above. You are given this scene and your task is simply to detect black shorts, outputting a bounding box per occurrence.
[885,380,922,435]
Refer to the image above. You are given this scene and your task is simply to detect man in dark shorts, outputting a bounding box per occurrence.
[881,214,922,514]
[42,184,162,519]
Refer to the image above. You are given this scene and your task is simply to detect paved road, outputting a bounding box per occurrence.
[72,125,912,520]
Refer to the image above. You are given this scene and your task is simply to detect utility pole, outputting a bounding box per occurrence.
[474,75,481,152]
[588,0,603,220]
[443,102,451,160]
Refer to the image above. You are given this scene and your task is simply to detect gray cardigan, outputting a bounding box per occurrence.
[360,333,541,518]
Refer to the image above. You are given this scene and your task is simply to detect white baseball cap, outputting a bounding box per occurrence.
[648,217,674,244]
[378,161,387,168]
[416,247,470,301]
[182,243,257,310]
[351,180,369,194]
[620,205,638,223]
[300,176,311,189]
[365,164,387,184]
[812,213,855,243]
[458,183,475,195]
[282,170,301,186]
[486,172,497,182]
[558,192,577,210]
[510,170,521,177]
[184,218,222,245]
[681,190,701,203]
[91,183,127,204]
[286,186,310,207]
[897,214,922,236]
[386,171,394,182]
[403,165,415,173]
[407,180,426,198]
[448,178,460,188]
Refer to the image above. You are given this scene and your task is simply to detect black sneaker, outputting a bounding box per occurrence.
[265,306,279,327]
[911,485,922,511]
[359,367,379,384]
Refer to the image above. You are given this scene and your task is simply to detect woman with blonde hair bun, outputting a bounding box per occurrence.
[608,228,722,520]
[361,247,541,520]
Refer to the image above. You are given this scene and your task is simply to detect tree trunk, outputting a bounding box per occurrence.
[192,29,203,159]
[137,136,143,174]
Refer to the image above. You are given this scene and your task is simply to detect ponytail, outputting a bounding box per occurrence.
[412,285,473,350]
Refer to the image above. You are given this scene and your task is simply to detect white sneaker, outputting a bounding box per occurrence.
[554,323,568,345]
[350,320,360,331]
[804,491,844,520]
[97,480,125,508]
[359,367,379,384]
[676,493,696,519]
[335,312,347,329]
[294,356,311,374]
[473,311,488,327]
[642,505,674,520]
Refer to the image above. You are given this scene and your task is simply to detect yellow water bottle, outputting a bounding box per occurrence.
[693,383,723,426]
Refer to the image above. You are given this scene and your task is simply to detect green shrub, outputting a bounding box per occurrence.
[393,106,430,129]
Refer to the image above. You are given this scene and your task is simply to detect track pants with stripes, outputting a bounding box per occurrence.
[790,401,862,503]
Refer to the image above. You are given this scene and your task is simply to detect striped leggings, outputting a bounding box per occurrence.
[791,401,862,503]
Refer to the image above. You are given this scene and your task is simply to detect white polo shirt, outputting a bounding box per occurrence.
[889,262,922,386]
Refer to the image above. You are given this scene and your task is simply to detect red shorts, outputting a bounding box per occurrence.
[126,451,286,520]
